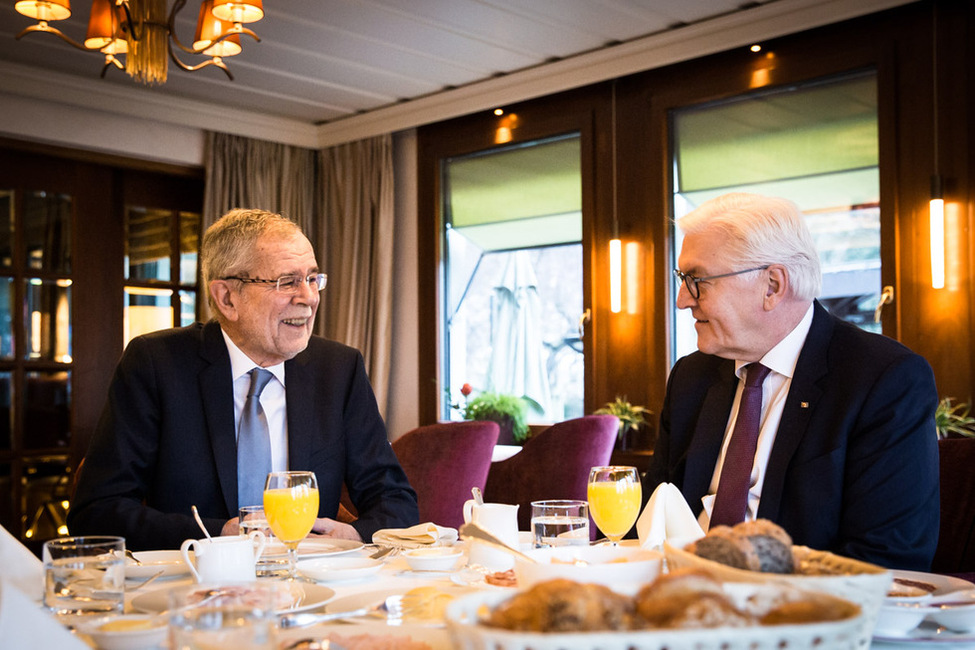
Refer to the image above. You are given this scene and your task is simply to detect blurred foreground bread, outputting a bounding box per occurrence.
[484,569,860,633]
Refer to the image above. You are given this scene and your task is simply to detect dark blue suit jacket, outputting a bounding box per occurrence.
[68,321,418,550]
[645,301,939,570]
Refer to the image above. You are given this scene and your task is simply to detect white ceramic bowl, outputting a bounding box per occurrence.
[125,549,190,580]
[927,589,975,633]
[874,589,934,637]
[296,556,383,582]
[515,544,663,596]
[78,614,167,650]
[403,546,464,571]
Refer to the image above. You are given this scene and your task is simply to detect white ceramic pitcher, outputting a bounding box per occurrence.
[180,530,266,583]
[462,500,519,570]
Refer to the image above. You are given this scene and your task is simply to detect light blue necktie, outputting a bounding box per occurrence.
[238,367,274,508]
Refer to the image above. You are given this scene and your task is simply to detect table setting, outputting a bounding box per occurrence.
[5,466,975,648]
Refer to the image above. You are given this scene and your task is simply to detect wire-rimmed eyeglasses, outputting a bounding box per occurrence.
[222,272,327,294]
[673,266,769,299]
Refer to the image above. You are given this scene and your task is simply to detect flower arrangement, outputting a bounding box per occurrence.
[936,397,975,439]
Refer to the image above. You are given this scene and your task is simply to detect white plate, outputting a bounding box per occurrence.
[125,550,191,580]
[261,538,363,560]
[892,570,975,597]
[280,620,450,650]
[874,620,975,644]
[77,614,168,650]
[130,581,335,614]
[297,556,383,582]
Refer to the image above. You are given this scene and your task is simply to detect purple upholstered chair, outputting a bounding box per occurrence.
[483,414,619,536]
[391,420,500,530]
[932,437,975,580]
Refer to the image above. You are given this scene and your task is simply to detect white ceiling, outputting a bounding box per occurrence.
[0,0,913,148]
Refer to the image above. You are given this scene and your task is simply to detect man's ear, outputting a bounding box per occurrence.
[764,264,789,309]
[209,280,240,322]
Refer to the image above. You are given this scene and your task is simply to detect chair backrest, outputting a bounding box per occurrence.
[483,414,619,533]
[391,420,500,529]
[932,437,975,574]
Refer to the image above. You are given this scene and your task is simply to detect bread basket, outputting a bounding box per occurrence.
[446,582,868,650]
[664,542,891,647]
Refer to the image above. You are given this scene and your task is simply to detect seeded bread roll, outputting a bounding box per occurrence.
[689,519,795,574]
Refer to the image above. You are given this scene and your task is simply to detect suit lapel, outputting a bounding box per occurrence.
[284,352,316,472]
[684,361,737,513]
[199,322,239,515]
[758,301,832,519]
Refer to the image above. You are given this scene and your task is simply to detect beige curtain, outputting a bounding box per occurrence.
[317,135,395,413]
[201,132,317,319]
[203,131,317,234]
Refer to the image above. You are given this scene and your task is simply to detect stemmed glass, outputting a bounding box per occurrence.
[587,466,642,545]
[263,471,319,580]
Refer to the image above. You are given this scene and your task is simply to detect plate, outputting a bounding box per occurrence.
[874,620,975,644]
[261,538,363,560]
[892,570,975,597]
[77,614,168,650]
[297,556,383,582]
[130,581,335,615]
[125,550,191,580]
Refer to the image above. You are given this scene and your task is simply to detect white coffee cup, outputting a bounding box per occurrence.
[180,531,266,583]
[462,500,519,570]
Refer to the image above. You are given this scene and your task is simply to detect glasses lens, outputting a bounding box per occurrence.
[314,273,327,291]
[276,276,299,293]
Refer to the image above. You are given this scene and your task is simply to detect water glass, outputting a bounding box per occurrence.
[239,505,279,578]
[169,583,277,649]
[43,536,125,621]
[531,500,590,547]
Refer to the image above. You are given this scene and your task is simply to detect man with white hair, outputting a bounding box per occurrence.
[645,192,939,570]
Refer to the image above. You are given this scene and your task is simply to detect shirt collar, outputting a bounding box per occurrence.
[219,326,286,386]
[735,303,814,380]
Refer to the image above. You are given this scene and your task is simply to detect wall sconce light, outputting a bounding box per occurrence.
[609,237,622,313]
[930,174,945,289]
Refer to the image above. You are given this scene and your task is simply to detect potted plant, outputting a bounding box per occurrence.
[595,396,652,450]
[463,391,531,445]
[936,397,975,439]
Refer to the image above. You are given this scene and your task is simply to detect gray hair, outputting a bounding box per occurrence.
[677,193,822,300]
[201,208,304,313]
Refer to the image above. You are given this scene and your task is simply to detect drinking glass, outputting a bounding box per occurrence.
[530,499,589,547]
[43,536,125,622]
[263,471,319,580]
[169,583,277,649]
[587,466,642,544]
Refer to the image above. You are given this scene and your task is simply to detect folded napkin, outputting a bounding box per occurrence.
[372,522,459,549]
[636,482,705,551]
[0,579,88,650]
[0,523,43,601]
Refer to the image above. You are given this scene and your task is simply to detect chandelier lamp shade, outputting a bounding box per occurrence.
[13,0,264,84]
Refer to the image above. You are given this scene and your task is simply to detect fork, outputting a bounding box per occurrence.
[277,594,403,628]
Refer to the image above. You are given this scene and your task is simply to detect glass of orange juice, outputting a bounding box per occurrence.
[263,471,319,580]
[587,466,641,545]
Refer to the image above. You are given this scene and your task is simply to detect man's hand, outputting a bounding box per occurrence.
[220,517,240,536]
[310,517,362,541]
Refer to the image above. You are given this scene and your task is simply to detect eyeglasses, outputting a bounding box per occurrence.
[673,266,769,299]
[223,272,327,294]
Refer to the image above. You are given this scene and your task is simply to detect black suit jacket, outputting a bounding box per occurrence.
[646,302,940,570]
[67,321,418,550]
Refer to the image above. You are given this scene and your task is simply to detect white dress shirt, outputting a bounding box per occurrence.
[221,328,289,471]
[699,303,814,530]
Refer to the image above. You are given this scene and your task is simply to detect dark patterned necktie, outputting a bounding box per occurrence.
[709,363,772,528]
[237,367,274,508]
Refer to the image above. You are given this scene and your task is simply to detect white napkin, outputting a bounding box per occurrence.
[0,524,43,601]
[372,522,459,549]
[0,579,88,650]
[636,482,705,550]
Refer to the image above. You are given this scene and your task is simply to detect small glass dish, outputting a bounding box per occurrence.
[403,547,463,572]
[77,613,167,650]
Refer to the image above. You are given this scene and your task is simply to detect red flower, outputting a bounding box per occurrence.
[460,383,473,396]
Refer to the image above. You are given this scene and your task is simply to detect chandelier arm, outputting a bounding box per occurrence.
[16,23,95,52]
[115,0,144,42]
[168,47,234,80]
[99,55,125,78]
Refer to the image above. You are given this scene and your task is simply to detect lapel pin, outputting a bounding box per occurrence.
[800,401,809,409]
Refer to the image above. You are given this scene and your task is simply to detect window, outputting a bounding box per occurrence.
[671,72,881,361]
[442,135,584,423]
